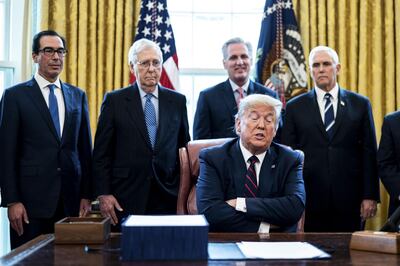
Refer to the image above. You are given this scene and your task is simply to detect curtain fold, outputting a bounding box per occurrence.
[41,0,138,135]
[293,0,400,230]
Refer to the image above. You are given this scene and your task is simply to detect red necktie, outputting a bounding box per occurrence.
[236,87,244,107]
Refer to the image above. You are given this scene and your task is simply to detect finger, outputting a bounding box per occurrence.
[15,218,24,236]
[110,210,118,225]
[114,202,123,212]
[22,210,29,224]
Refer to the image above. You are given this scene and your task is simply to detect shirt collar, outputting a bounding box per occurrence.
[239,139,267,164]
[229,79,250,93]
[34,72,61,90]
[315,83,339,102]
[138,85,159,99]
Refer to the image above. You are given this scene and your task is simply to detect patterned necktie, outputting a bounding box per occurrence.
[245,155,259,198]
[48,84,61,138]
[144,93,157,148]
[324,93,335,138]
[236,87,244,107]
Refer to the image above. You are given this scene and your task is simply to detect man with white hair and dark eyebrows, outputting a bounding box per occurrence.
[93,38,190,231]
[196,94,305,232]
[281,45,379,232]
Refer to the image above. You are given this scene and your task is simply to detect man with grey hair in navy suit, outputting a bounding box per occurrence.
[197,94,305,232]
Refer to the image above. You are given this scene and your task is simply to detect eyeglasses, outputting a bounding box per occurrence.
[136,60,161,69]
[38,47,68,57]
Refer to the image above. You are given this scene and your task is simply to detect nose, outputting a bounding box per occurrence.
[257,118,266,129]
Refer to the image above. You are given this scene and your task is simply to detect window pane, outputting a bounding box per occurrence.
[0,67,14,98]
[0,0,5,60]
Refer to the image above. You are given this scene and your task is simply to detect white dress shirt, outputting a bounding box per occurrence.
[235,140,270,233]
[315,83,339,123]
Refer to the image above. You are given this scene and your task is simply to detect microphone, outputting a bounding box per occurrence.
[380,205,400,232]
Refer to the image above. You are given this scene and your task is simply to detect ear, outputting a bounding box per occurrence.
[223,59,228,70]
[235,117,241,134]
[129,63,135,74]
[32,52,39,63]
[335,63,341,75]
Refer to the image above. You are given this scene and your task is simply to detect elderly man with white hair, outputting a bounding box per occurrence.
[281,46,379,232]
[196,94,305,233]
[92,38,190,231]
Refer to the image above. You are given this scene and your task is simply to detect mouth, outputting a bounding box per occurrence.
[254,133,265,140]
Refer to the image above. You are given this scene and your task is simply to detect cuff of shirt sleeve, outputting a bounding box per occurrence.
[258,222,270,233]
[236,197,246,212]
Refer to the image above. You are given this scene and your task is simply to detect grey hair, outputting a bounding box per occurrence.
[235,94,282,130]
[127,38,163,66]
[222,37,253,60]
[308,46,340,70]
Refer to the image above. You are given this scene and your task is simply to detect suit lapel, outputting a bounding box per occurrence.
[329,88,347,140]
[125,84,152,149]
[26,78,60,141]
[221,80,237,118]
[155,86,172,151]
[230,140,247,197]
[258,146,277,195]
[308,89,329,138]
[60,82,72,142]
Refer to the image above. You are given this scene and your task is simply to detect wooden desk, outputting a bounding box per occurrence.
[1,233,399,265]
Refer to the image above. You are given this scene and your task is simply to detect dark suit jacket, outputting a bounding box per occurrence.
[92,83,190,215]
[196,138,305,232]
[193,79,278,140]
[0,78,92,218]
[378,111,400,216]
[281,88,379,219]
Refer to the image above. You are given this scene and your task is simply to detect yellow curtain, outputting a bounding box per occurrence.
[41,0,141,135]
[292,0,400,230]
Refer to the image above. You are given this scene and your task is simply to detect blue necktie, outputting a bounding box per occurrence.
[48,84,61,138]
[144,93,157,148]
[245,155,259,198]
[324,93,335,138]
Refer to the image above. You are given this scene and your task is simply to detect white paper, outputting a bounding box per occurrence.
[238,241,330,259]
[124,215,208,227]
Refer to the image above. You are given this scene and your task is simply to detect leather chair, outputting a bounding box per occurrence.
[176,138,305,232]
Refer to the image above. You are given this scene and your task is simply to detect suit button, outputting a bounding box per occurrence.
[57,168,61,172]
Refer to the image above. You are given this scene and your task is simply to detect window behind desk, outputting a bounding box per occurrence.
[168,0,264,135]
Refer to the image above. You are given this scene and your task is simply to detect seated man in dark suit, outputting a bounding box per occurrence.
[196,94,305,232]
[193,37,278,140]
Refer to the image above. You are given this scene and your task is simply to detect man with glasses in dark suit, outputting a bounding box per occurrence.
[0,30,93,248]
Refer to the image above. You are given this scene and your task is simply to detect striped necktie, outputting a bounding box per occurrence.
[244,155,259,198]
[144,93,157,148]
[324,93,335,138]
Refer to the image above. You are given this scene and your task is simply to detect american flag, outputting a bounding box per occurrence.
[255,0,307,104]
[130,0,180,91]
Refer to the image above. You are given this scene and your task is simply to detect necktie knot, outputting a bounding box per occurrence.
[48,84,56,92]
[248,155,259,165]
[324,93,332,101]
[145,93,153,100]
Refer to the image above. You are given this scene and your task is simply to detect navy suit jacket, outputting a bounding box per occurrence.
[93,83,190,215]
[193,79,278,140]
[196,138,305,232]
[281,88,379,216]
[0,78,92,218]
[378,111,400,216]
